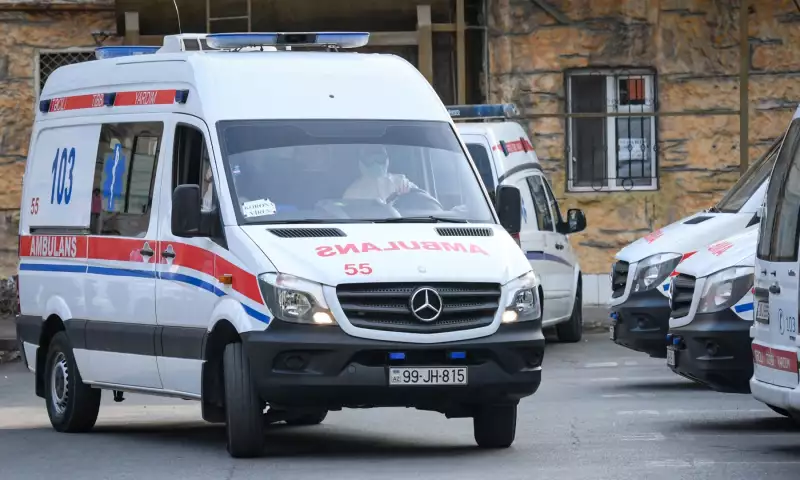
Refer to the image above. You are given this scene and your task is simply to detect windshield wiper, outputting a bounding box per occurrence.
[371,216,470,224]
[252,219,374,225]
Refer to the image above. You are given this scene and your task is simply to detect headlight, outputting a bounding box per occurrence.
[258,273,336,325]
[502,271,541,323]
[633,253,682,293]
[697,266,754,314]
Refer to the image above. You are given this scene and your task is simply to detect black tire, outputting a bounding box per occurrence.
[556,286,583,343]
[44,331,101,433]
[223,342,264,458]
[473,404,517,449]
[285,410,328,426]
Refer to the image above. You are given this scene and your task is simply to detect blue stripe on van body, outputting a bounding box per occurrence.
[525,251,573,268]
[19,262,270,324]
[734,302,754,313]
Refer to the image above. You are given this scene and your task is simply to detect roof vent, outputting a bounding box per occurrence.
[267,228,346,238]
[435,227,494,237]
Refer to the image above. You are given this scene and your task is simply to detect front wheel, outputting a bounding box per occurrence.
[556,286,583,343]
[44,331,101,433]
[473,404,517,449]
[223,342,265,458]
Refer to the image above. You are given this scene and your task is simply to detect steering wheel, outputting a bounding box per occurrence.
[386,187,444,211]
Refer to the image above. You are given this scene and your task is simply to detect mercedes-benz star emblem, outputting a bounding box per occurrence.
[409,287,443,323]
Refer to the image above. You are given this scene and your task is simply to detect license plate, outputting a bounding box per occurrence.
[389,367,467,386]
[609,325,615,340]
[756,301,769,323]
[667,347,676,367]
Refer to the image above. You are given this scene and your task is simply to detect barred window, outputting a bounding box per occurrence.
[36,50,96,97]
[566,69,658,192]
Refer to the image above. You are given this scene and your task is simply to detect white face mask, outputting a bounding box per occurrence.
[204,167,212,182]
[359,156,388,178]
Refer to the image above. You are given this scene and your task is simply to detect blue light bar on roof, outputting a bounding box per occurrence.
[95,46,160,60]
[447,104,519,120]
[205,32,370,50]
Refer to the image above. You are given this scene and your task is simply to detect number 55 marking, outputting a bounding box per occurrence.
[344,263,373,276]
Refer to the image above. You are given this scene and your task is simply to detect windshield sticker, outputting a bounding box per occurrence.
[316,241,489,257]
[708,241,733,256]
[241,199,276,218]
[643,229,664,243]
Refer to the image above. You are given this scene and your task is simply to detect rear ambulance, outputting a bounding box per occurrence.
[751,107,800,421]
[666,225,757,393]
[450,104,587,341]
[15,32,546,458]
[609,135,783,358]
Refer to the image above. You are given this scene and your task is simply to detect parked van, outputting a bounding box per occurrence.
[450,105,587,342]
[666,225,757,393]
[751,107,800,420]
[14,33,547,458]
[609,136,782,358]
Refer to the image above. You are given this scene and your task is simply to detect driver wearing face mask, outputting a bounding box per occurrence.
[343,145,415,202]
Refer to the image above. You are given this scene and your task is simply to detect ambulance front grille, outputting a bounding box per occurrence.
[670,274,696,319]
[611,261,629,298]
[336,282,501,333]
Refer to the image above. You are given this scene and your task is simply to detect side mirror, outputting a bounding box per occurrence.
[495,185,522,235]
[563,208,587,234]
[172,185,202,237]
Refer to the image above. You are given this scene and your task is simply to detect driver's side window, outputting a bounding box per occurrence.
[172,124,217,231]
[540,176,565,226]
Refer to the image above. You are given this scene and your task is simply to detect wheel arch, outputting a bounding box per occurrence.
[201,318,241,423]
[35,314,66,398]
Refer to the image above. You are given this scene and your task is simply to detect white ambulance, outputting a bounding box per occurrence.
[14,33,546,458]
[609,133,784,358]
[449,104,587,342]
[751,107,800,421]
[666,224,757,393]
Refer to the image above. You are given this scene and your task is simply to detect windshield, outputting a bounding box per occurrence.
[715,139,780,213]
[217,120,494,224]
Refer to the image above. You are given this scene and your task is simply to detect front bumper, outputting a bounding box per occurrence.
[241,320,544,414]
[610,289,671,358]
[667,310,752,393]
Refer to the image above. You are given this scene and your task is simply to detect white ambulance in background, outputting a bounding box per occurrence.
[608,132,784,358]
[449,105,587,342]
[751,106,800,421]
[15,33,548,458]
[666,225,758,393]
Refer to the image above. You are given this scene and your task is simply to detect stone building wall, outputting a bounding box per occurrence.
[0,4,118,277]
[488,0,800,274]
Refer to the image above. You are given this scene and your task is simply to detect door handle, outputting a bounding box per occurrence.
[769,284,781,294]
[139,242,154,257]
[162,249,176,259]
[555,243,564,250]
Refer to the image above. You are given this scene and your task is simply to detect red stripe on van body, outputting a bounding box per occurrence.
[18,235,263,305]
[491,139,534,154]
[114,90,176,107]
[48,94,106,112]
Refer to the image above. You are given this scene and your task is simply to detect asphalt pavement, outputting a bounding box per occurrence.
[1,332,798,480]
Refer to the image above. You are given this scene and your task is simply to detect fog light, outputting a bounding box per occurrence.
[502,310,518,323]
[313,312,334,325]
[284,355,307,370]
[706,341,719,357]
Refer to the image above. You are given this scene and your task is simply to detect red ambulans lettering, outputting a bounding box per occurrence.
[643,229,664,243]
[28,236,77,258]
[708,241,733,256]
[316,241,489,257]
[49,97,67,112]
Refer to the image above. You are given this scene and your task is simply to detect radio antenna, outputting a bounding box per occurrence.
[172,0,183,34]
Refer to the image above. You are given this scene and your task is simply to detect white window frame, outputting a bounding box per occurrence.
[566,69,658,193]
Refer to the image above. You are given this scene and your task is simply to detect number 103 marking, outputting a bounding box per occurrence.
[50,147,76,205]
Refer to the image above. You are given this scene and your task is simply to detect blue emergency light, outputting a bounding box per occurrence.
[205,32,370,50]
[447,103,518,120]
[95,46,160,60]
